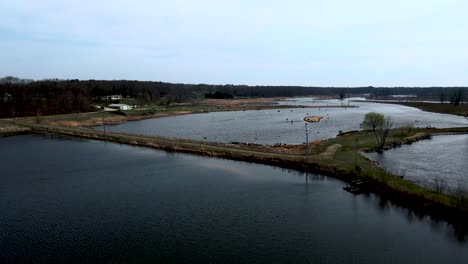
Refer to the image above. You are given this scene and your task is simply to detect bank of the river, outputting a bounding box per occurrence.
[14,98,356,128]
[365,134,468,194]
[0,120,31,137]
[5,97,468,231]
[4,135,467,263]
[16,121,468,231]
[366,100,468,117]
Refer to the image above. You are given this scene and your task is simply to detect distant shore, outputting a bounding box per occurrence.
[4,97,356,129]
[363,100,468,117]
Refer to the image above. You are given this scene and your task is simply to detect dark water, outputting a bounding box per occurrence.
[97,99,467,145]
[1,135,468,263]
[365,134,468,190]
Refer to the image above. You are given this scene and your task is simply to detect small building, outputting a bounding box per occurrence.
[101,95,123,101]
[108,103,132,111]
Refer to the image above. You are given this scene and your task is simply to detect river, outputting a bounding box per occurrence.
[1,135,467,263]
[365,134,468,190]
[96,98,467,145]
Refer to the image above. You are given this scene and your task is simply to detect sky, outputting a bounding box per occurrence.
[1,0,468,86]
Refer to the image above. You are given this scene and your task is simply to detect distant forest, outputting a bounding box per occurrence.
[0,76,466,118]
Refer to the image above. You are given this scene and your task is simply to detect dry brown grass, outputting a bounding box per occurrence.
[0,120,30,135]
[304,116,323,122]
[49,121,80,127]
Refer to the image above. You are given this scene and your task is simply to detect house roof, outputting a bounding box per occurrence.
[108,104,130,107]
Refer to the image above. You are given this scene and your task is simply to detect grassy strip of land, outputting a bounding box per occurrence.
[368,100,468,117]
[16,121,468,224]
[0,119,30,137]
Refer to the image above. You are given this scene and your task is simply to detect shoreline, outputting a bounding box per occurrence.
[15,121,468,238]
[0,120,31,137]
[13,99,358,128]
[362,100,468,117]
[3,98,468,238]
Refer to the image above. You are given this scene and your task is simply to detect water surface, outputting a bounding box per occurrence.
[365,134,468,190]
[1,135,468,263]
[98,98,467,145]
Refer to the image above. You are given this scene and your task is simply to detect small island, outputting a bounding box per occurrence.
[303,116,323,123]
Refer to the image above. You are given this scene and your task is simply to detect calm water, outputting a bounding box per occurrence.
[97,98,467,145]
[365,134,468,190]
[1,135,468,263]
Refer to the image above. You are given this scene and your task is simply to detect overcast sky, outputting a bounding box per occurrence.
[1,0,467,86]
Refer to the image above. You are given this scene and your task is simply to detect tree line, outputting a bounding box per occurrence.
[0,76,466,118]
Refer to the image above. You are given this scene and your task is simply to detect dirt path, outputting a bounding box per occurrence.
[319,144,342,159]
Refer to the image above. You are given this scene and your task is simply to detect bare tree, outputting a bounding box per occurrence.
[363,112,393,151]
[376,116,393,150]
[439,90,447,104]
[449,88,464,106]
[339,88,346,100]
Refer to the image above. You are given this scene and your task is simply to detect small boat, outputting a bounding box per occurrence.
[343,180,369,194]
[343,186,366,194]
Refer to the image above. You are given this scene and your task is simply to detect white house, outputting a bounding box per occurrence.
[108,103,132,111]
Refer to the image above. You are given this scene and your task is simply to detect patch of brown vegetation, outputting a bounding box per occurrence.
[40,111,194,127]
[49,121,80,127]
[0,126,30,132]
[304,116,323,123]
[0,122,30,136]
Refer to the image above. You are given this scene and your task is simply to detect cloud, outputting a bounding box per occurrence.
[1,0,468,85]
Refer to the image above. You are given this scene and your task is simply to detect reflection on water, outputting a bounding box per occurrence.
[97,98,467,145]
[365,134,468,190]
[276,97,365,106]
[1,135,468,263]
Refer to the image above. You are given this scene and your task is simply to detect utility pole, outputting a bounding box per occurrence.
[101,110,106,136]
[305,123,310,184]
[305,123,309,161]
[354,138,358,168]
